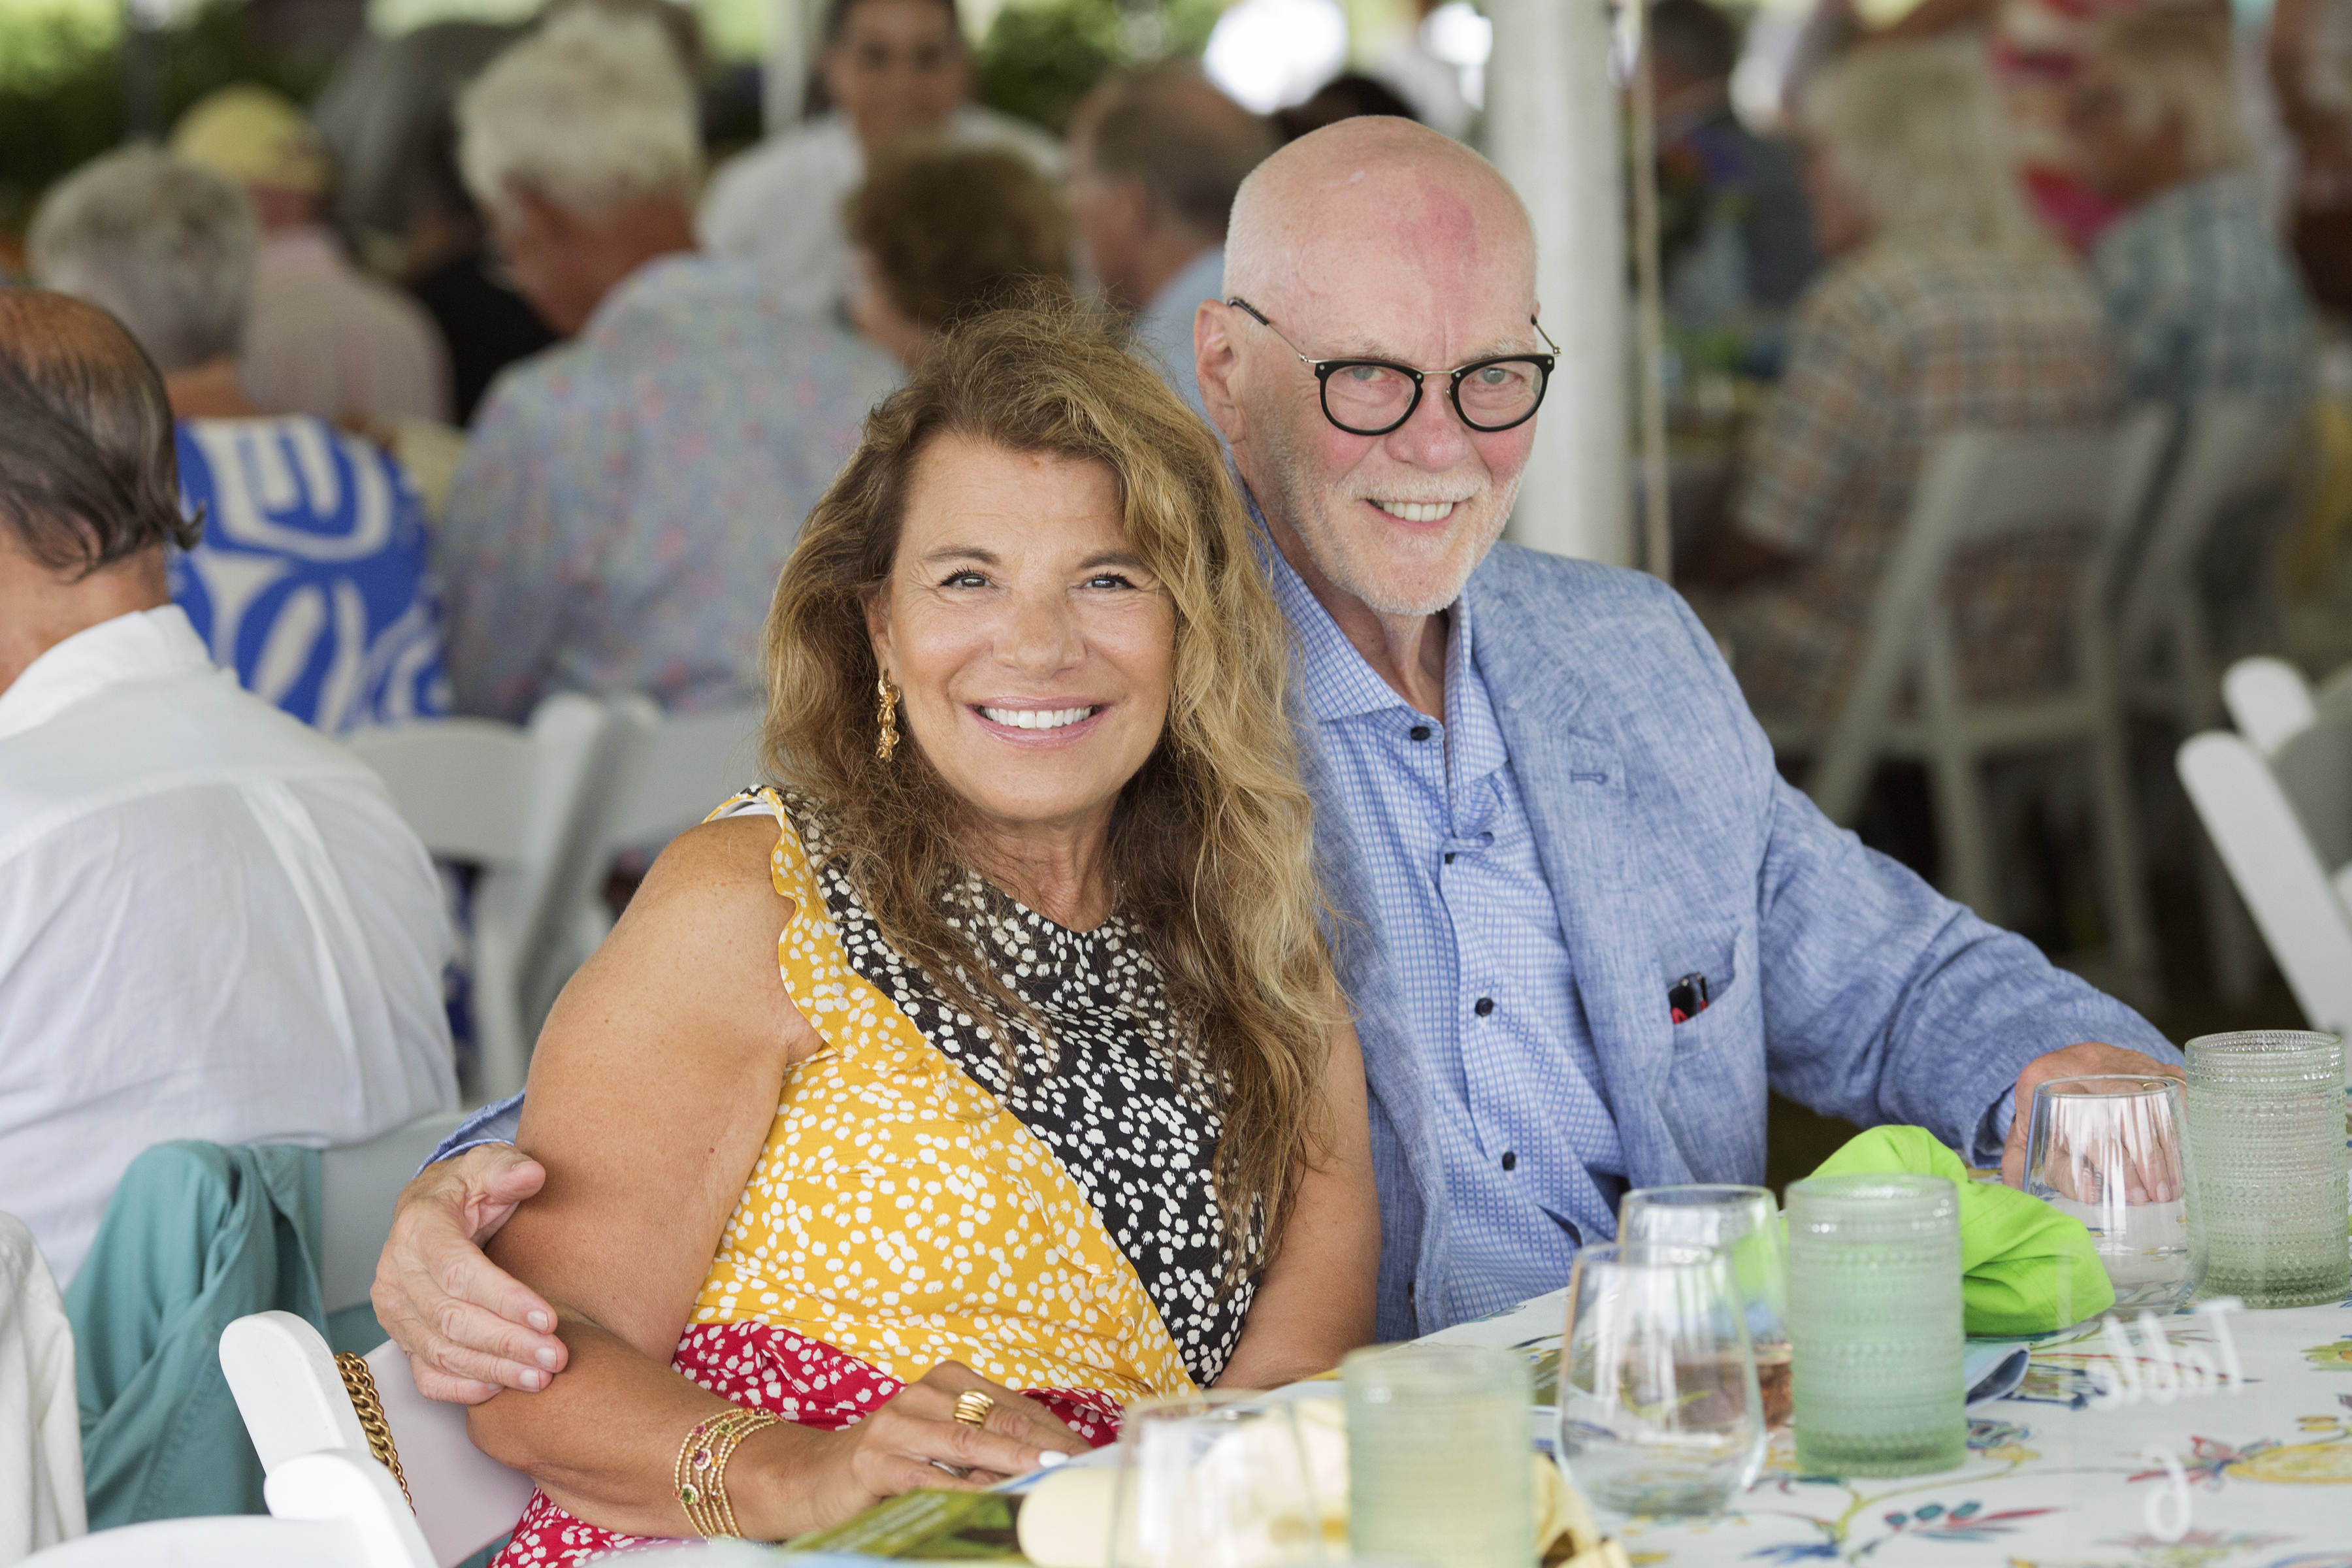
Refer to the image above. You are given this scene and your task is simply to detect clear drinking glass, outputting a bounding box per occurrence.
[1556,1240,1767,1518]
[1785,1172,1966,1478]
[2024,1075,2198,1313]
[1106,1391,1334,1568]
[2184,1030,2351,1309]
[1618,1184,1792,1429]
[1342,1345,1532,1568]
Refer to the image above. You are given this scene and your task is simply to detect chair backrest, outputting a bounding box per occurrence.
[24,1450,431,1568]
[220,1313,533,1568]
[1808,414,2163,822]
[2178,723,2352,1047]
[2319,661,2352,723]
[2117,397,2307,681]
[348,693,614,1097]
[2221,656,2318,758]
[316,1111,471,1319]
[542,695,767,988]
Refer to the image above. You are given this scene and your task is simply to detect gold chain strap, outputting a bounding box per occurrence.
[333,1351,417,1513]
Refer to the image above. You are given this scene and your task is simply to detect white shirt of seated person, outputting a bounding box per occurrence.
[0,604,457,1286]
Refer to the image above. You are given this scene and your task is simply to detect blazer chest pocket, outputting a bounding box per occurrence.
[1657,922,1747,1029]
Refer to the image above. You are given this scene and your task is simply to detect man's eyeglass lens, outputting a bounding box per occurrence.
[1324,359,1548,435]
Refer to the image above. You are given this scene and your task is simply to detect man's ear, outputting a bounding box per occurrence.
[1194,300,1246,446]
[506,182,569,242]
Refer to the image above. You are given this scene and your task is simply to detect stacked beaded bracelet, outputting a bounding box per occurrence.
[672,1407,781,1538]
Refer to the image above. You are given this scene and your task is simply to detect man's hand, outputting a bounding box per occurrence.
[2001,1041,2185,1188]
[371,1144,569,1403]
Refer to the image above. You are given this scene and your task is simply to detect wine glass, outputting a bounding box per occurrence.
[2023,1074,2198,1312]
[1617,1184,1791,1429]
[1557,1241,1767,1518]
[1105,1391,1338,1568]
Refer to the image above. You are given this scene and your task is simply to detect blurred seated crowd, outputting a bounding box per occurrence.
[0,0,2340,1548]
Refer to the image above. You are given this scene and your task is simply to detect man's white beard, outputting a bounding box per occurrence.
[1267,421,1522,617]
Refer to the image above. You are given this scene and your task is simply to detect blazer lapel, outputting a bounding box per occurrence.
[1473,577,1696,1194]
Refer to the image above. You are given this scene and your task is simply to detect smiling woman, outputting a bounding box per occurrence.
[459,300,1379,1564]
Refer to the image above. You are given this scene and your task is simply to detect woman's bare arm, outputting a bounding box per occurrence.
[464,817,1077,1538]
[1213,1016,1380,1390]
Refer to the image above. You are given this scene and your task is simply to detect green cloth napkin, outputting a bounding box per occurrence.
[1806,1125,2115,1336]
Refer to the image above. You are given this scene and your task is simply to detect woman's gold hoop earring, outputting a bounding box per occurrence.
[875,675,900,762]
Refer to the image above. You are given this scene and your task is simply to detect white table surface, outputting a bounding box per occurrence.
[1426,1291,2352,1567]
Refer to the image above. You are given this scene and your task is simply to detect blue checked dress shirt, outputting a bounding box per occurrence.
[1259,525,1627,1321]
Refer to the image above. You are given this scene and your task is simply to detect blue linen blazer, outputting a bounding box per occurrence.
[1333,543,2176,1340]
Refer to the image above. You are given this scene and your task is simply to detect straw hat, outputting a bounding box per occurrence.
[169,84,330,195]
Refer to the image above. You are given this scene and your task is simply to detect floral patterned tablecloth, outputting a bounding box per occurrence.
[1537,1299,2352,1568]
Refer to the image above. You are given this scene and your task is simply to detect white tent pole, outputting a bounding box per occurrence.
[764,0,823,135]
[1483,0,1635,567]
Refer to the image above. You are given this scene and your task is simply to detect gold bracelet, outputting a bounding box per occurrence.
[674,1406,781,1538]
[675,1408,779,1537]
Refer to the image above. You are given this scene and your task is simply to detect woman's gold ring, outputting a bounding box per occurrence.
[952,1390,996,1428]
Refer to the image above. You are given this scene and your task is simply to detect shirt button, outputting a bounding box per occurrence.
[1501,1151,1518,1171]
[1409,725,1431,742]
[1474,997,1495,1017]
[1444,852,1456,864]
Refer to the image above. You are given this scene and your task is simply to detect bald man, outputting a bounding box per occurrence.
[1066,65,1276,417]
[372,121,2177,1396]
[0,293,455,1286]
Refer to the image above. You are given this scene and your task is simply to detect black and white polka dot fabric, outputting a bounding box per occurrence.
[789,799,1250,1388]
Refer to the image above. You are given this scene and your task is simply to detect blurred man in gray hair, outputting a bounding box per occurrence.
[0,289,455,1288]
[2074,5,2315,416]
[436,5,899,721]
[1066,64,1276,417]
[1701,42,2117,734]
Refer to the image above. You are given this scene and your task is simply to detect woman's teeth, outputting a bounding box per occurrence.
[979,706,1099,730]
[1377,500,1457,523]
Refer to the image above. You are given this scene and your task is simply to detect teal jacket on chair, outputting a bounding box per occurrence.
[63,1141,325,1526]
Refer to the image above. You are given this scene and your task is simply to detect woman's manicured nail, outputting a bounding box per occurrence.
[1036,1451,1068,1469]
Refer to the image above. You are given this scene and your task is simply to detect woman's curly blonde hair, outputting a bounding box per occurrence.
[759,297,1338,1279]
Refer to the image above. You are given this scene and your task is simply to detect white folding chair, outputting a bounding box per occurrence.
[2178,714,2352,1049]
[1788,414,2168,1002]
[540,696,766,993]
[347,694,613,1098]
[2317,661,2352,723]
[318,1111,471,1322]
[220,1314,534,1568]
[22,1450,431,1568]
[2221,655,2318,758]
[2118,397,2313,1000]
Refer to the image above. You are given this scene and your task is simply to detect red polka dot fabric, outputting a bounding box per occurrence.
[490,1321,1122,1565]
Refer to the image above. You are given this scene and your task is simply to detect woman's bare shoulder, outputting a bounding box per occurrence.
[540,811,805,1066]
[618,812,796,934]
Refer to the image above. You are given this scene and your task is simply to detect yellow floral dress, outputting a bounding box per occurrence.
[495,789,1239,1561]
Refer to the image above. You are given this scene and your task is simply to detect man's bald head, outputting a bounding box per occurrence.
[1223,116,1535,322]
[1200,116,1546,626]
[0,291,193,580]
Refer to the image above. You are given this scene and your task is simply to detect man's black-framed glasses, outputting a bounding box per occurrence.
[1226,297,1560,437]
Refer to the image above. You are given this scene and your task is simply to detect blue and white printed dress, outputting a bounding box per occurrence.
[171,416,451,734]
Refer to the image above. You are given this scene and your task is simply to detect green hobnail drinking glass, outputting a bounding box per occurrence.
[1785,1171,1966,1478]
[2184,1031,2350,1309]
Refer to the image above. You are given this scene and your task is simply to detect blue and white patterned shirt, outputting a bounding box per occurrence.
[1256,509,1625,1322]
[172,415,450,734]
